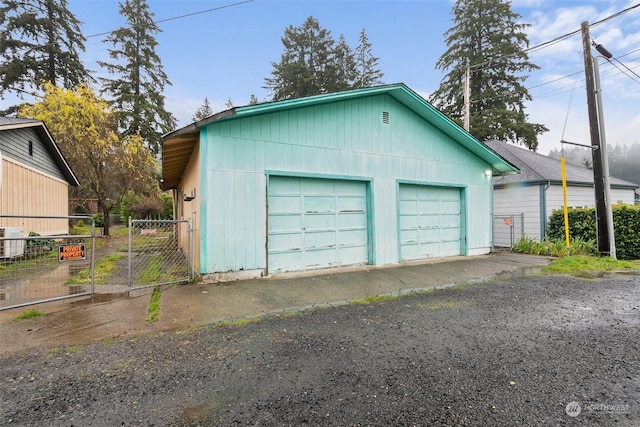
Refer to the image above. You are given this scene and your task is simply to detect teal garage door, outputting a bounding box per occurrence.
[268,176,368,273]
[399,184,461,260]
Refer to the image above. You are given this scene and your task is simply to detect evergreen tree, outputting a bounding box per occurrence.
[191,97,213,121]
[264,16,339,100]
[333,34,357,91]
[249,94,259,105]
[98,0,176,155]
[225,97,234,108]
[354,28,384,88]
[0,0,90,110]
[429,0,547,150]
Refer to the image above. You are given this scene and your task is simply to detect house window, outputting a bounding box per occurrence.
[29,140,33,156]
[382,111,390,125]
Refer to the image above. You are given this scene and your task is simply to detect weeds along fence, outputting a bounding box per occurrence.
[0,214,95,311]
[493,213,525,248]
[128,218,192,290]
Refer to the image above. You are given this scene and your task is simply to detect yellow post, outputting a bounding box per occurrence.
[561,156,570,247]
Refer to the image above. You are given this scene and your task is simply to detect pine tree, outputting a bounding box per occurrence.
[333,34,357,91]
[429,0,547,150]
[0,0,90,110]
[225,97,234,109]
[264,16,339,100]
[192,97,213,122]
[98,0,176,155]
[354,28,384,88]
[249,94,259,105]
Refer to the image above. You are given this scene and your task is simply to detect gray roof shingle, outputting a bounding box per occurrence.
[484,140,638,189]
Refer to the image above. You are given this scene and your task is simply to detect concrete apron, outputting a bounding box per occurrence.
[0,252,551,355]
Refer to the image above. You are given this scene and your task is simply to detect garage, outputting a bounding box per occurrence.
[398,184,462,260]
[268,176,369,273]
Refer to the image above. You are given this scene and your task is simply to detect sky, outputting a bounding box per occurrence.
[3,0,640,155]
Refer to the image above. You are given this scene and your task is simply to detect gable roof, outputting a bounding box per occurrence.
[0,117,79,186]
[162,83,518,190]
[484,139,638,189]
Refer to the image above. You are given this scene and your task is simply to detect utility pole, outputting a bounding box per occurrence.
[581,21,610,256]
[463,64,470,131]
[593,49,616,259]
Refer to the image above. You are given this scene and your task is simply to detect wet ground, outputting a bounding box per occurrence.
[1,272,639,426]
[0,252,551,355]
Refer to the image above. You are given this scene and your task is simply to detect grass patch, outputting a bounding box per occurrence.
[136,255,163,286]
[66,253,126,285]
[147,286,162,323]
[544,255,640,276]
[14,309,45,320]
[46,345,83,355]
[349,294,397,305]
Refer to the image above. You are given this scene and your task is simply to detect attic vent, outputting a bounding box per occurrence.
[382,111,390,125]
[29,140,33,156]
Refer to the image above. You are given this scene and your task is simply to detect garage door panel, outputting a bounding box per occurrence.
[418,200,439,212]
[304,178,335,194]
[303,213,336,230]
[268,232,302,252]
[338,229,368,246]
[337,196,366,210]
[304,230,336,248]
[269,214,302,231]
[337,212,367,228]
[399,184,461,261]
[268,176,369,273]
[269,195,301,213]
[269,176,301,193]
[304,196,335,212]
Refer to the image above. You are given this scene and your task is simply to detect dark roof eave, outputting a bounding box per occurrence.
[493,179,639,190]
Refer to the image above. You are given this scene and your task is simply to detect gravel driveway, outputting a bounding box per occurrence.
[1,273,639,426]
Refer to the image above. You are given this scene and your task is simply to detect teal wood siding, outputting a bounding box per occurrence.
[199,94,493,274]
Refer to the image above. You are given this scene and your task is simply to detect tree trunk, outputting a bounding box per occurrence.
[103,208,111,237]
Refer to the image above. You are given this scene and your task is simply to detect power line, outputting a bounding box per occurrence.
[84,0,254,39]
[469,2,640,71]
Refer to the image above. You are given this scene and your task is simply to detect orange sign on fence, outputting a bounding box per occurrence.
[58,244,86,261]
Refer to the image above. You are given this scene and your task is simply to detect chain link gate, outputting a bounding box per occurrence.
[493,213,525,248]
[0,214,95,311]
[128,218,192,289]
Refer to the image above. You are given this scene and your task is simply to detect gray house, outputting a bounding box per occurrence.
[485,140,638,247]
[0,117,79,236]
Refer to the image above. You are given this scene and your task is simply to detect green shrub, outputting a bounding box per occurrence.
[92,213,104,227]
[75,219,85,228]
[547,204,640,259]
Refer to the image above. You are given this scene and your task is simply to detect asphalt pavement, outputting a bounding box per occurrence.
[0,251,551,355]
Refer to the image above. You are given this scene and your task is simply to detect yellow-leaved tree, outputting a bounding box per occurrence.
[20,82,158,235]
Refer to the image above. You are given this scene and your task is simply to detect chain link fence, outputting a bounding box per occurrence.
[128,218,192,289]
[0,215,95,311]
[493,213,525,248]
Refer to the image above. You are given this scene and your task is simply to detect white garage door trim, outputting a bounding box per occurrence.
[268,176,369,273]
[398,183,462,261]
